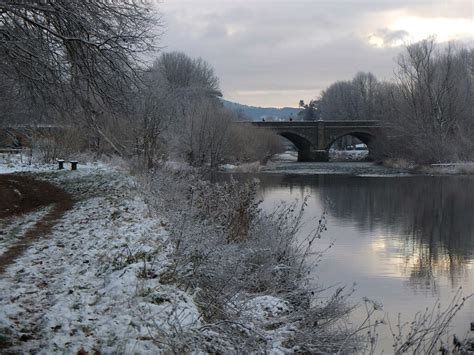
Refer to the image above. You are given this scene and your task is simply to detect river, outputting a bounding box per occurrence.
[217,160,474,351]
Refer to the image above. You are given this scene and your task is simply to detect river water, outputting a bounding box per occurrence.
[217,161,474,351]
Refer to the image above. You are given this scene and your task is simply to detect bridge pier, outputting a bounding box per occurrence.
[298,150,328,162]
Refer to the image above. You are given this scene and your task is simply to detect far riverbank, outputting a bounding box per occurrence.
[221,151,474,177]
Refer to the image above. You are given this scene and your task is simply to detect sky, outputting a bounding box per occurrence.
[156,0,473,107]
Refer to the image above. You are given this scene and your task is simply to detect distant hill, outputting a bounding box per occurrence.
[222,99,300,121]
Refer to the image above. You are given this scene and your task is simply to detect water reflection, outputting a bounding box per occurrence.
[216,173,474,292]
[216,171,474,348]
[314,175,474,291]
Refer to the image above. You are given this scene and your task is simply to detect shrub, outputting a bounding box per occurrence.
[140,166,360,352]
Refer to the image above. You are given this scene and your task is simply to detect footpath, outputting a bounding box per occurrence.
[0,162,199,353]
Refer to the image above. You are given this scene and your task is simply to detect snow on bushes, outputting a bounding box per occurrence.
[141,166,359,353]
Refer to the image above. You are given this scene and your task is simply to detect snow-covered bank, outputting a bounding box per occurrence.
[219,152,410,176]
[220,161,265,173]
[383,158,474,175]
[262,161,412,176]
[219,151,474,177]
[418,162,474,175]
[2,157,472,353]
[1,160,324,353]
[0,164,200,353]
[0,151,51,174]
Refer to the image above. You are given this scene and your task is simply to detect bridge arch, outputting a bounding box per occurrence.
[326,131,376,148]
[278,131,314,151]
[326,130,377,159]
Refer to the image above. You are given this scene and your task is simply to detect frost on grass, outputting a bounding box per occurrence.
[0,165,200,354]
[141,166,360,353]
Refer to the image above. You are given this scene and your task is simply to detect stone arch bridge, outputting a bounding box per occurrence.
[248,120,382,162]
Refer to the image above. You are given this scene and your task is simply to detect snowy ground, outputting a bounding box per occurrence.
[0,160,200,353]
[0,151,50,175]
[2,154,471,352]
[0,156,295,353]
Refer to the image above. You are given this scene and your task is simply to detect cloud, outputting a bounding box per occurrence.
[369,28,410,48]
[156,0,473,107]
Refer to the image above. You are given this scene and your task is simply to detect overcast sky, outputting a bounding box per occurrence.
[157,0,473,107]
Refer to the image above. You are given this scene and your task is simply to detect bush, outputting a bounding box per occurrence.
[140,166,360,352]
[138,165,474,352]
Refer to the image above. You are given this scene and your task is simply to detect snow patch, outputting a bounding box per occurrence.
[0,207,52,255]
[241,295,290,320]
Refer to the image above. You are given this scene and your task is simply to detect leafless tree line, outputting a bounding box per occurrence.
[303,39,473,163]
[0,2,281,167]
[125,51,282,168]
[388,40,473,163]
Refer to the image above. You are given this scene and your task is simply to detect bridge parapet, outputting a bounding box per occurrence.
[248,120,381,127]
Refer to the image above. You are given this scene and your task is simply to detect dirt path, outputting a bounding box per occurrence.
[0,174,74,274]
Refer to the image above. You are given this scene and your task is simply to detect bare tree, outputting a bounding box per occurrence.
[157,52,221,96]
[317,73,383,121]
[142,50,281,168]
[319,81,358,120]
[128,52,223,168]
[351,72,380,120]
[391,39,473,162]
[0,0,161,154]
[179,99,232,168]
